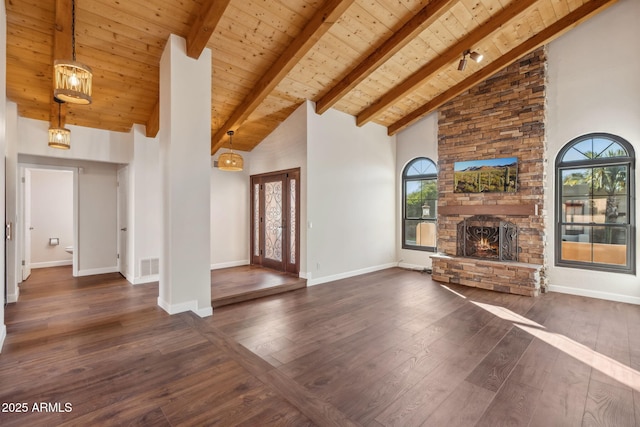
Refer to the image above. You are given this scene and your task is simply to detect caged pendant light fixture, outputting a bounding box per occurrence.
[217,130,244,171]
[53,0,93,104]
[48,99,71,150]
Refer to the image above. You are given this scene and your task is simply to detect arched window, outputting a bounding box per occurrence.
[556,133,635,273]
[402,157,438,251]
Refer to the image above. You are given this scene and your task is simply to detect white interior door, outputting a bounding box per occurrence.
[22,169,32,281]
[117,166,128,278]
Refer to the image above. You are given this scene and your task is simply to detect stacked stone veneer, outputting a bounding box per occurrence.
[432,48,547,296]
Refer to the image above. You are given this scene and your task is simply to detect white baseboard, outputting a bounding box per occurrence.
[0,324,6,353]
[398,262,428,272]
[31,260,72,269]
[211,260,249,270]
[7,291,19,303]
[130,274,159,285]
[157,297,213,317]
[76,266,119,277]
[548,284,640,305]
[307,263,397,287]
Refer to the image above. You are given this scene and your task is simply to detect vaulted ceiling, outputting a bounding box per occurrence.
[6,0,617,154]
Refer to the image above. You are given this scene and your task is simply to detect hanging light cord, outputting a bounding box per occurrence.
[227,130,234,151]
[71,0,77,61]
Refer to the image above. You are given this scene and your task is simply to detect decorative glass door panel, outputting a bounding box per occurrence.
[264,181,283,263]
[251,169,300,274]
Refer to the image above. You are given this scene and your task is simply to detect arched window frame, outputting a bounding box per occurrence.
[555,133,635,274]
[402,157,438,252]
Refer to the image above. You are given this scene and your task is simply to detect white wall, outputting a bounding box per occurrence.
[396,112,439,270]
[546,0,640,304]
[211,159,250,269]
[127,125,161,284]
[18,117,132,164]
[29,169,73,267]
[306,104,396,285]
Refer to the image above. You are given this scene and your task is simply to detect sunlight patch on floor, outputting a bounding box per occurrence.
[471,299,640,392]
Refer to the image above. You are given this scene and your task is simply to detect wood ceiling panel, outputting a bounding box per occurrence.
[6,0,54,21]
[80,10,168,51]
[84,1,195,36]
[231,0,308,38]
[458,0,494,23]
[79,22,165,63]
[211,4,293,55]
[5,0,618,150]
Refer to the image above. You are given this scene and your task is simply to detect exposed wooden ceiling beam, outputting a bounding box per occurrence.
[146,99,160,137]
[186,0,231,59]
[356,0,540,128]
[51,0,72,125]
[314,0,456,115]
[210,0,356,155]
[387,0,619,135]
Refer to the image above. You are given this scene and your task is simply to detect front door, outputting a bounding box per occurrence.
[251,169,300,274]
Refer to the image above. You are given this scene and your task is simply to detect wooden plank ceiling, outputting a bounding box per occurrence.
[6,0,618,154]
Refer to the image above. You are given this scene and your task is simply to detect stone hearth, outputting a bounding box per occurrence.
[431,254,542,297]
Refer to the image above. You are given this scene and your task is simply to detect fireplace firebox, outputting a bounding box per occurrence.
[457,215,518,261]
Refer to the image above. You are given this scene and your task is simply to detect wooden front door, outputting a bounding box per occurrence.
[251,169,300,274]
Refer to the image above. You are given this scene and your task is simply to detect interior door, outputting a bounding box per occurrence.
[23,169,32,281]
[251,169,300,274]
[117,167,128,278]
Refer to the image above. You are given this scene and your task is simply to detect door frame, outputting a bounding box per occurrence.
[250,168,300,275]
[17,164,79,281]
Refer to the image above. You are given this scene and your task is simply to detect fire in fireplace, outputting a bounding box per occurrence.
[457,215,518,261]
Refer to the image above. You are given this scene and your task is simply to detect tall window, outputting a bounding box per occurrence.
[556,133,635,273]
[403,157,437,251]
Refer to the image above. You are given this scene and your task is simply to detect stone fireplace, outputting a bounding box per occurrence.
[457,216,518,262]
[430,48,547,297]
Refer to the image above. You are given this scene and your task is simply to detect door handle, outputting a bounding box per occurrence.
[120,227,127,231]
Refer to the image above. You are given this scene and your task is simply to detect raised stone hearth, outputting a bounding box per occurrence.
[431,254,542,297]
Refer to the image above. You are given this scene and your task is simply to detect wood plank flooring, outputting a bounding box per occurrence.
[1,266,639,426]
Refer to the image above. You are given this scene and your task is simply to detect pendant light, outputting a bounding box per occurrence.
[218,130,244,171]
[53,0,93,104]
[48,99,71,150]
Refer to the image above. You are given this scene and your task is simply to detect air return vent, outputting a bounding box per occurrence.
[140,258,159,276]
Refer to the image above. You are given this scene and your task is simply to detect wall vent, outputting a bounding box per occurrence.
[140,258,159,276]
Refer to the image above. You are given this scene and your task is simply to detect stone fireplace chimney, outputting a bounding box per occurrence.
[431,48,547,296]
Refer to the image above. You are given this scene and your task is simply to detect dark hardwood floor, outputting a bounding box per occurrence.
[1,266,638,426]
